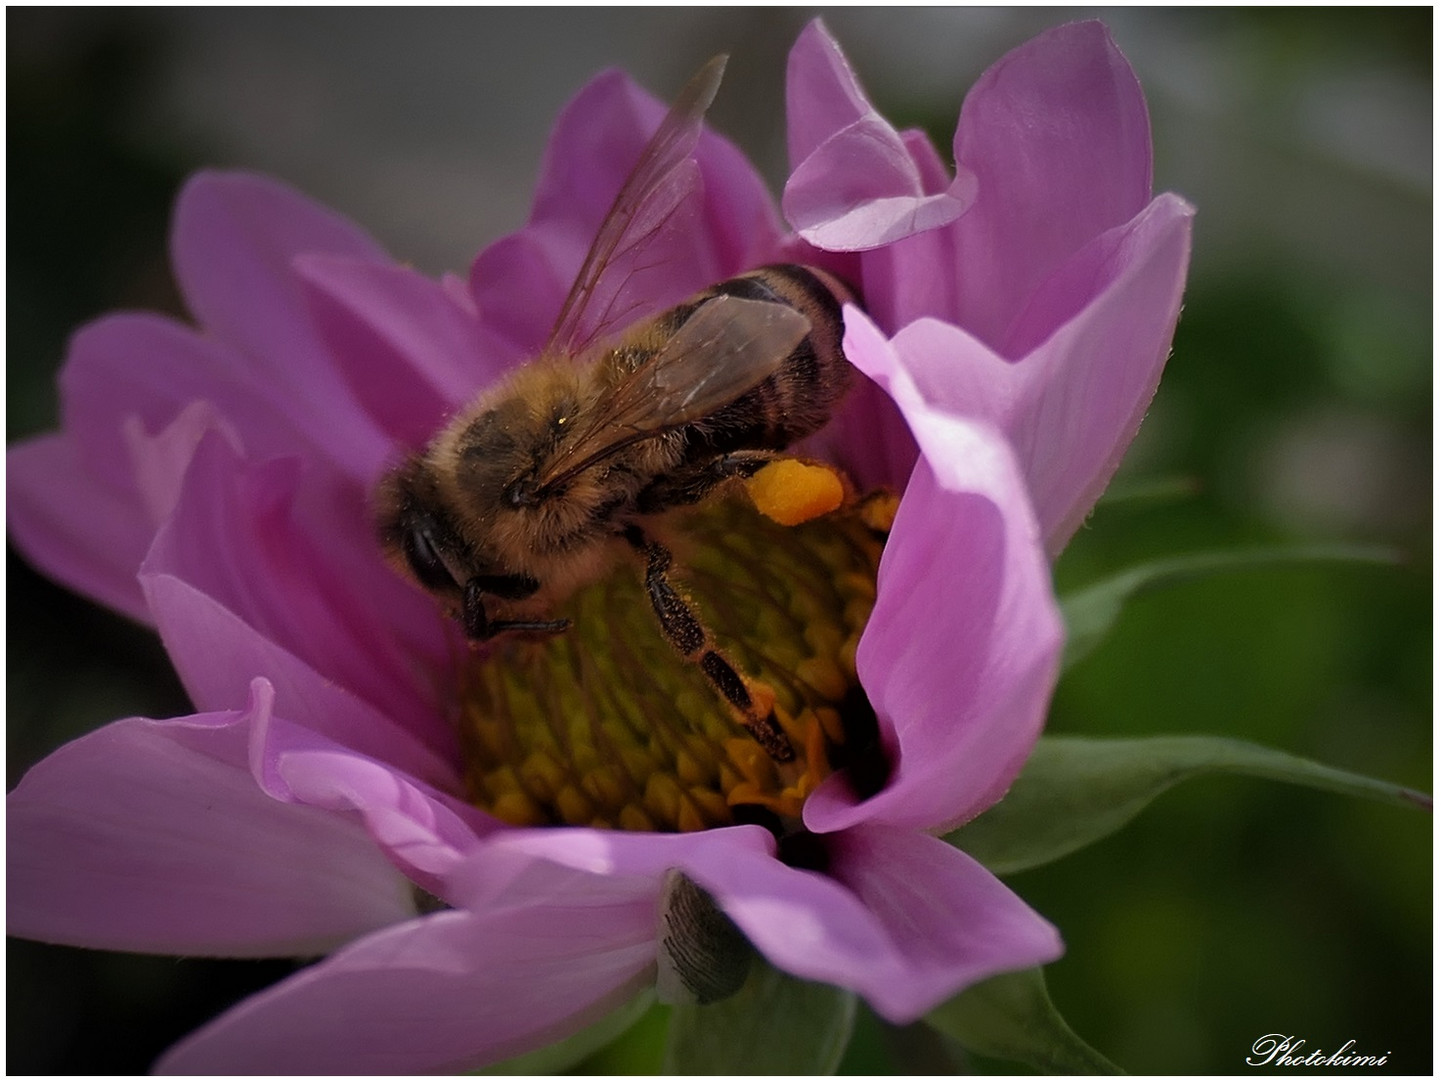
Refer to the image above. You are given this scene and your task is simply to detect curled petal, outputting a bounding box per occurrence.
[998,194,1195,552]
[867,195,1195,555]
[784,20,974,251]
[821,826,1063,1020]
[786,18,876,167]
[141,570,458,795]
[809,311,1062,833]
[462,823,777,900]
[7,680,413,957]
[249,707,497,899]
[478,823,1054,1025]
[155,893,656,1074]
[784,117,974,251]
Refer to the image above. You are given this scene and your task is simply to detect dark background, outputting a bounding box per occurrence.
[8,8,1431,1073]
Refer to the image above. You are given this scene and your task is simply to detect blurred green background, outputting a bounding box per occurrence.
[7,8,1430,1074]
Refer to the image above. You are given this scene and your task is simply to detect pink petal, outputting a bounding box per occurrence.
[464,823,777,897]
[170,171,392,479]
[785,19,875,167]
[786,120,974,252]
[471,68,783,357]
[7,682,413,957]
[9,310,336,623]
[156,891,656,1073]
[249,708,498,900]
[487,826,908,1012]
[8,433,153,624]
[466,228,573,363]
[845,310,1008,424]
[823,825,1063,1020]
[139,432,457,766]
[121,400,244,528]
[481,823,1050,1024]
[670,838,927,1014]
[60,312,311,492]
[855,222,961,337]
[141,569,458,795]
[460,826,883,998]
[900,127,955,196]
[873,196,1195,555]
[784,20,974,251]
[997,194,1194,553]
[809,313,1062,833]
[526,69,782,275]
[298,255,510,450]
[947,20,1153,349]
[844,134,959,334]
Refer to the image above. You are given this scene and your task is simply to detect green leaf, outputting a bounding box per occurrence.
[664,958,856,1074]
[1060,545,1399,671]
[949,735,1431,876]
[927,967,1121,1074]
[476,989,655,1074]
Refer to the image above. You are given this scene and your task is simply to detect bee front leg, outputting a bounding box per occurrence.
[462,579,570,641]
[623,526,794,763]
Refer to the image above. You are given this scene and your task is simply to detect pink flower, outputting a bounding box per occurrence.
[7,21,1187,1072]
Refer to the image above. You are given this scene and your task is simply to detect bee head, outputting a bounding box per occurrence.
[503,473,542,509]
[375,455,473,601]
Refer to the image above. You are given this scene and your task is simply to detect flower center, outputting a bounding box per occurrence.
[456,488,896,832]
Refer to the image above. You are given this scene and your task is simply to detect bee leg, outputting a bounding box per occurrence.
[623,526,794,762]
[634,451,777,512]
[490,619,572,636]
[470,572,542,600]
[462,579,569,640]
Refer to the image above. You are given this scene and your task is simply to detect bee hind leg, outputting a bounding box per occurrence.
[633,451,777,513]
[623,525,794,762]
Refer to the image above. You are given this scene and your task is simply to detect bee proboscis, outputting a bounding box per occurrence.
[377,56,856,763]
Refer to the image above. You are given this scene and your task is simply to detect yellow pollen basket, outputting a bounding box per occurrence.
[745,459,846,526]
[457,487,890,833]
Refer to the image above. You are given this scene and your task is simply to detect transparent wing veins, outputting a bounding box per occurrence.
[545,55,728,355]
[536,296,811,494]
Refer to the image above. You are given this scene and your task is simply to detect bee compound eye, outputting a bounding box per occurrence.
[403,523,458,592]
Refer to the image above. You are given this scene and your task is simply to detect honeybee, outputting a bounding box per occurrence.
[377,57,855,763]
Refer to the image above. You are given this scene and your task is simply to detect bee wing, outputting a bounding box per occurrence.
[536,295,811,492]
[545,55,727,356]
[609,294,810,429]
